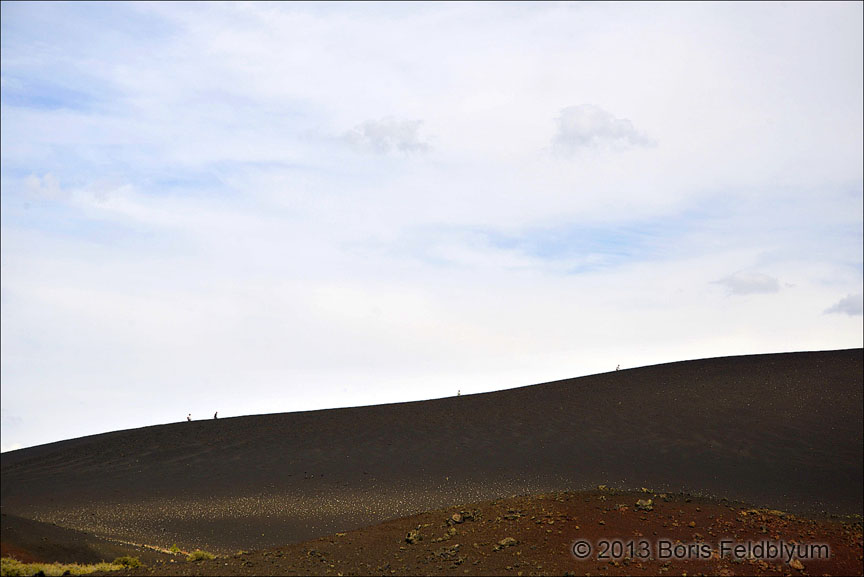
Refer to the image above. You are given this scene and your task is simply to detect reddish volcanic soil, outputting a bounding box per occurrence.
[96,490,863,576]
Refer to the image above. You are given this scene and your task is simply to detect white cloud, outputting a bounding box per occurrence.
[825,294,863,316]
[24,172,63,200]
[344,117,431,154]
[552,104,656,155]
[714,271,781,296]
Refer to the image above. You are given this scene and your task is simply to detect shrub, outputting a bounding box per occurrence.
[0,557,131,576]
[169,544,181,554]
[186,550,215,562]
[111,556,141,568]
[0,558,26,577]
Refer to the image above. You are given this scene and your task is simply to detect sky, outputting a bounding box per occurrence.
[1,1,862,452]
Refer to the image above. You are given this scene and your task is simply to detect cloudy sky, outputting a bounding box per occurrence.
[2,1,862,452]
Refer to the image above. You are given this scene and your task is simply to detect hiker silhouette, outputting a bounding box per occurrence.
[214,412,218,419]
[187,413,191,421]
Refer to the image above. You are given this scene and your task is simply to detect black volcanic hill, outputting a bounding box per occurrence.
[2,349,861,553]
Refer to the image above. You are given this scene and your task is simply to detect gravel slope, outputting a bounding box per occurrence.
[2,349,861,555]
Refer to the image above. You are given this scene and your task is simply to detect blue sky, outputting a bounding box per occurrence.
[2,1,862,451]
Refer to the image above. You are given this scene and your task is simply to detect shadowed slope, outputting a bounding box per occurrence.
[2,349,861,553]
[0,513,173,565]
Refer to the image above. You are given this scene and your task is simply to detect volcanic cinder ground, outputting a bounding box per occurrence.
[1,349,862,567]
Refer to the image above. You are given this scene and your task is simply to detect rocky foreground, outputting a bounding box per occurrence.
[94,489,863,576]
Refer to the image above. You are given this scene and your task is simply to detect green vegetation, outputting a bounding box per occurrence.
[169,543,181,554]
[186,549,216,562]
[111,556,142,568]
[1,556,142,576]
